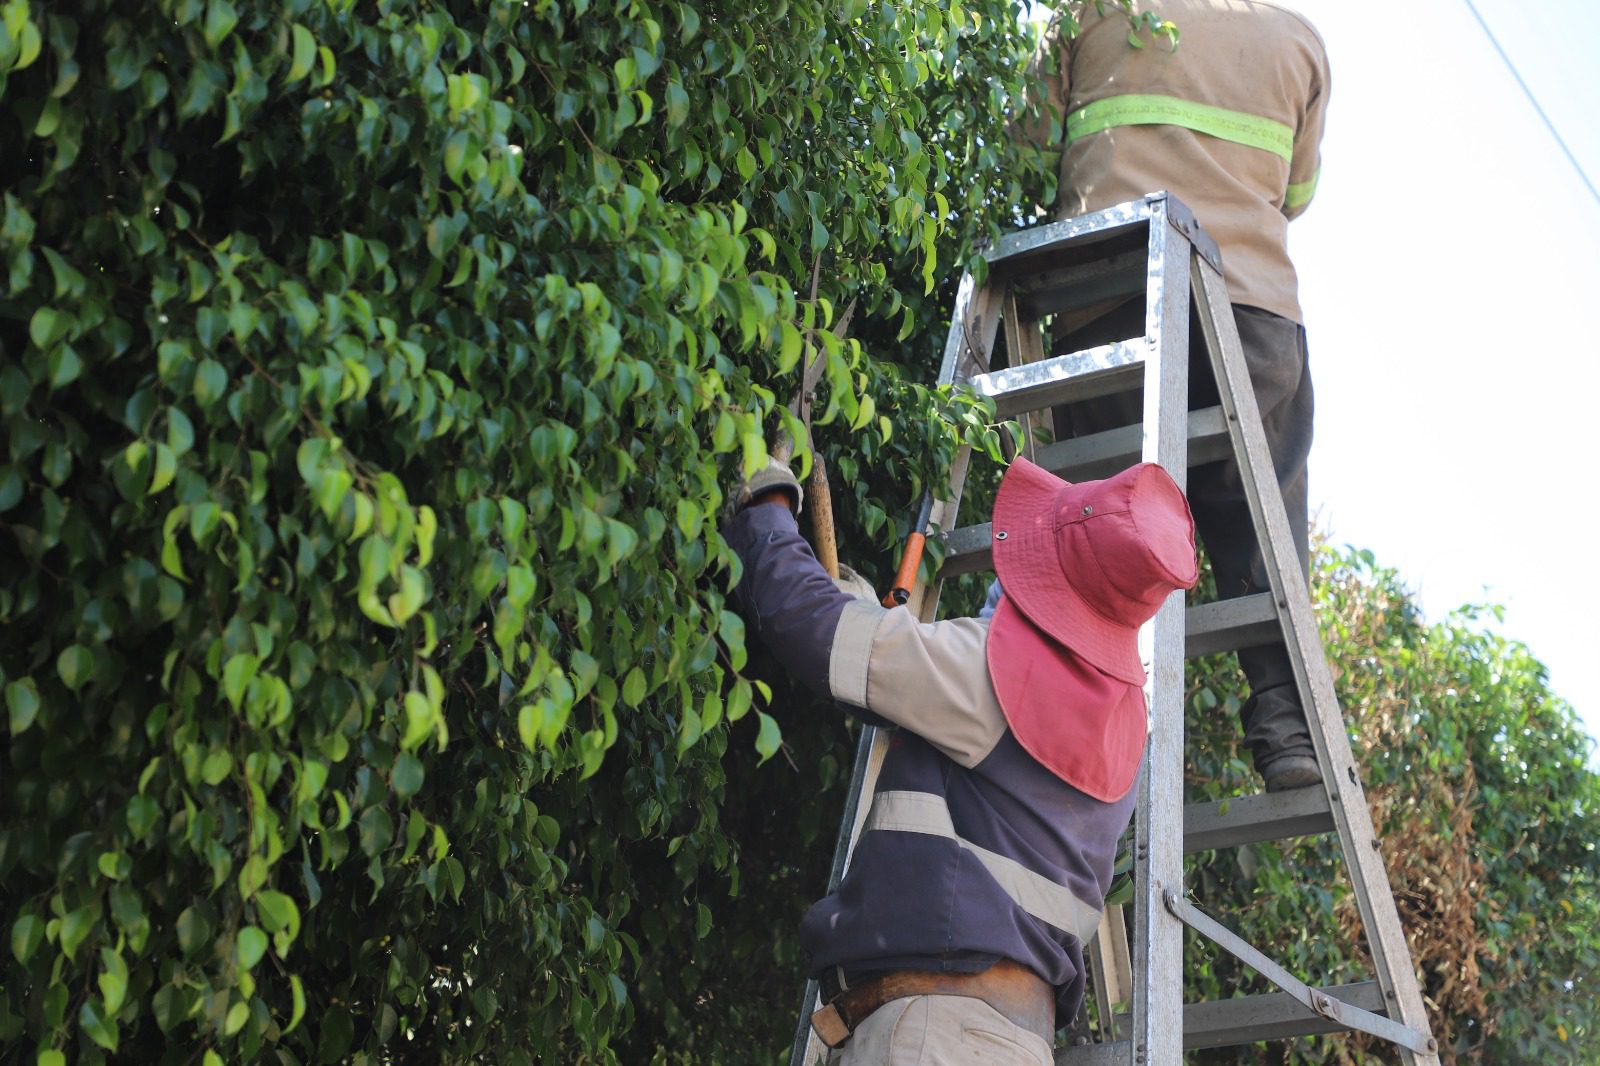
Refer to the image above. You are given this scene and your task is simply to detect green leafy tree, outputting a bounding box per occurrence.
[0,0,1047,1062]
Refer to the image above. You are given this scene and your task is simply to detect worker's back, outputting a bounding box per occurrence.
[1038,0,1328,322]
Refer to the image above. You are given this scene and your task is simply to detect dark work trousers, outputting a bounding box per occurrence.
[1052,299,1315,770]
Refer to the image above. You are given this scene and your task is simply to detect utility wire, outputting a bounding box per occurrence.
[1462,0,1600,209]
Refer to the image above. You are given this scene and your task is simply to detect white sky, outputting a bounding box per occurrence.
[1289,0,1600,754]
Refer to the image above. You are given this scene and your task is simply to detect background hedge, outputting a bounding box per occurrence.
[0,1,1044,1062]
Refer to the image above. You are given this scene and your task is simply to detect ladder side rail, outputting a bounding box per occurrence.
[1188,254,1440,1065]
[790,274,1005,1066]
[1129,196,1195,1066]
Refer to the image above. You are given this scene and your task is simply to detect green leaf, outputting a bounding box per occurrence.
[222,653,258,709]
[236,925,268,969]
[727,678,753,723]
[6,678,40,734]
[287,974,306,1034]
[98,948,129,1014]
[754,710,782,764]
[201,749,233,785]
[97,851,130,881]
[126,795,160,839]
[59,905,95,961]
[391,752,424,799]
[56,644,95,692]
[621,667,646,707]
[79,998,118,1052]
[36,1051,64,1066]
[176,906,211,955]
[203,0,239,49]
[28,306,65,348]
[150,443,178,494]
[193,359,228,406]
[287,24,316,83]
[10,914,43,965]
[47,344,82,389]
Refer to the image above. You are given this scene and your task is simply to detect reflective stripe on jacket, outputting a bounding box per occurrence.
[725,503,1133,1019]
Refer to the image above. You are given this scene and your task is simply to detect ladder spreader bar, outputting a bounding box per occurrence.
[1165,891,1435,1056]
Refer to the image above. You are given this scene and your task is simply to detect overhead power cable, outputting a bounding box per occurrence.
[1462,0,1600,210]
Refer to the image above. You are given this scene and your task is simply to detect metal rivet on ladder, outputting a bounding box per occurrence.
[994,530,1007,541]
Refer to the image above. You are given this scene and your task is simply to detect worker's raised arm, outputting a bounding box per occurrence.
[1283,35,1331,220]
[723,478,1006,767]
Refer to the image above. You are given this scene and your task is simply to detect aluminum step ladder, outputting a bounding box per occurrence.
[788,192,1440,1066]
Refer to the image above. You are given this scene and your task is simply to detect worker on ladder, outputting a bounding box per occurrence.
[723,457,1196,1063]
[1020,0,1331,792]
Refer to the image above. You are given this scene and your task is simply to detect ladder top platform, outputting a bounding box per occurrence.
[984,192,1224,275]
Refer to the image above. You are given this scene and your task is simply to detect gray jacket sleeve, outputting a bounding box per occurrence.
[723,502,854,700]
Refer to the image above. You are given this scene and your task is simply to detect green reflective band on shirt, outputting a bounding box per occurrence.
[1285,168,1320,209]
[1066,94,1294,163]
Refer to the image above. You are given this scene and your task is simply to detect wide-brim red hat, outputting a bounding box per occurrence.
[985,459,1197,801]
[986,597,1149,802]
[990,459,1198,686]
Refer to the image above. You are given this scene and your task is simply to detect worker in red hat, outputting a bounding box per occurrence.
[1017,0,1329,793]
[724,455,1197,1063]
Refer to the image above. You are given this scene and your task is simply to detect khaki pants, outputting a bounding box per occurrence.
[826,995,1054,1066]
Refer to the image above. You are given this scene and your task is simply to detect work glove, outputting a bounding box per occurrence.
[724,455,804,518]
[833,563,877,603]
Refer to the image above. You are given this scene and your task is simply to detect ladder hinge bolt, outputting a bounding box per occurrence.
[1372,838,1382,850]
[1386,989,1397,1000]
[1428,1038,1438,1051]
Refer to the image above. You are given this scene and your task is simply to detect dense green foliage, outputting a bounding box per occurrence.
[1183,547,1600,1064]
[4,1,1596,1064]
[0,0,1046,1062]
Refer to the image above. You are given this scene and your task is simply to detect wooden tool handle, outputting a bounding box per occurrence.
[808,456,839,579]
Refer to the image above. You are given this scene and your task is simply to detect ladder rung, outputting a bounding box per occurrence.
[1053,1039,1133,1065]
[1184,785,1334,853]
[938,521,994,578]
[1035,407,1231,483]
[1184,594,1280,657]
[1053,982,1388,1062]
[1181,981,1389,1049]
[969,342,1145,417]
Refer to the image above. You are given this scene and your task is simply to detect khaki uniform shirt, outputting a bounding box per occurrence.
[1026,0,1330,323]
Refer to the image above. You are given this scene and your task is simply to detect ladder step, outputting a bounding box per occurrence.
[1182,981,1389,1050]
[1035,407,1231,483]
[1184,593,1280,657]
[969,341,1145,416]
[1053,982,1388,1062]
[1184,785,1334,854]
